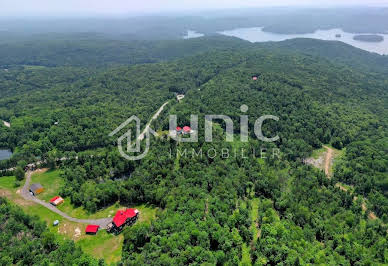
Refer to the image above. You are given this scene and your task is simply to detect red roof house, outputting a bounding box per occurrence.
[85,225,100,234]
[176,127,182,132]
[252,76,258,81]
[107,208,139,234]
[49,196,64,206]
[183,126,192,134]
[113,209,139,227]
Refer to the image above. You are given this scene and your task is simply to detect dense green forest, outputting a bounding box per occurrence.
[0,35,387,264]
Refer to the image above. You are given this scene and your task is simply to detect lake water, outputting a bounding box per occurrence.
[0,149,12,161]
[219,28,388,55]
[184,30,205,39]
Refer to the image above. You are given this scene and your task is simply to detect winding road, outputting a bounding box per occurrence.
[21,171,112,228]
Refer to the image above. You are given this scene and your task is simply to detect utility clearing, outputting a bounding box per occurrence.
[305,146,378,221]
[304,145,337,178]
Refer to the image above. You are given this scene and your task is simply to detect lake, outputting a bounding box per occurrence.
[219,28,388,55]
[184,30,204,39]
[0,149,12,161]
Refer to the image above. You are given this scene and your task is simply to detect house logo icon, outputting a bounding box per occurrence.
[109,115,156,161]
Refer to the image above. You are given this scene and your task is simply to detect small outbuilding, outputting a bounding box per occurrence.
[85,225,100,235]
[53,220,59,226]
[50,196,64,206]
[29,183,44,195]
[252,76,258,81]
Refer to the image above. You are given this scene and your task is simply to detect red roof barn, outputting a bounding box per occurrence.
[85,225,100,234]
[49,196,64,206]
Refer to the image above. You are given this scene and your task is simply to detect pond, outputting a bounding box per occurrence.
[0,149,12,161]
[219,27,388,55]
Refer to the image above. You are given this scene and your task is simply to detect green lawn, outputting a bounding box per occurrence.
[58,201,121,219]
[31,169,64,201]
[0,176,18,190]
[15,198,151,265]
[21,202,122,264]
[78,230,124,265]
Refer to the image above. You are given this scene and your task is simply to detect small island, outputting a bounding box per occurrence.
[353,34,384,43]
[335,34,342,38]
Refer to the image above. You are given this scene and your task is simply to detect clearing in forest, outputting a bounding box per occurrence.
[0,170,158,264]
[304,145,342,178]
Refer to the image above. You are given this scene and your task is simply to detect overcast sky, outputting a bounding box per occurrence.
[2,0,388,16]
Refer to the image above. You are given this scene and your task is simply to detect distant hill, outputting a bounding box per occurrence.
[0,35,251,67]
[266,38,388,75]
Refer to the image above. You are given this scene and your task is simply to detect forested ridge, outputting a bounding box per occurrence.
[0,35,387,265]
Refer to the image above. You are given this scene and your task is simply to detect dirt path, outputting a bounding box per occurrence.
[21,171,112,228]
[138,101,170,141]
[321,146,378,221]
[323,146,333,177]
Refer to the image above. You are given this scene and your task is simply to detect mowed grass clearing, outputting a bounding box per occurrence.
[31,169,64,201]
[0,175,18,190]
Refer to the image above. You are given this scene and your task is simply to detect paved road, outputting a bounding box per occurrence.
[21,171,112,228]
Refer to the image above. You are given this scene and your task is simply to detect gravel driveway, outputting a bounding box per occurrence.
[21,171,112,228]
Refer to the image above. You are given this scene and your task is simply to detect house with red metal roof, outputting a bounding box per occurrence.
[183,126,192,134]
[85,225,100,235]
[49,196,64,206]
[107,208,139,234]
